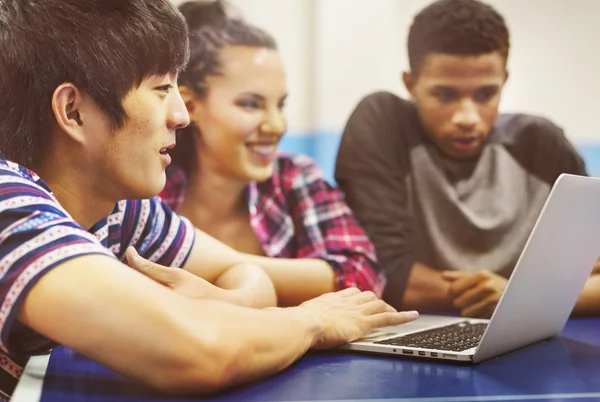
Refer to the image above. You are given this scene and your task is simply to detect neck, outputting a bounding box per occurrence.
[35,154,118,230]
[180,164,249,222]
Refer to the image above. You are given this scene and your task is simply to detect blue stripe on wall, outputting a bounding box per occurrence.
[575,146,600,178]
[279,132,341,184]
[279,132,600,185]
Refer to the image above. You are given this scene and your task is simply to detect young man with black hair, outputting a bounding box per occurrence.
[336,0,600,317]
[0,1,418,399]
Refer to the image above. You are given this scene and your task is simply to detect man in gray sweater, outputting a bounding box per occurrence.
[336,0,600,317]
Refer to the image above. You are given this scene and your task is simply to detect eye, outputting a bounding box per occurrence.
[237,100,261,109]
[474,87,498,103]
[434,88,458,104]
[156,84,173,93]
[278,100,287,110]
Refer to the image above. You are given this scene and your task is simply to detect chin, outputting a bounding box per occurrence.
[128,178,166,200]
[246,166,275,183]
[449,149,484,161]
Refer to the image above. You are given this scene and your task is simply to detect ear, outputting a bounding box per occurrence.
[179,85,201,114]
[503,70,510,85]
[402,71,417,99]
[52,83,86,145]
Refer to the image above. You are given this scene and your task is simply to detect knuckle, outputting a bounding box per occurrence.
[139,261,154,273]
[362,291,377,300]
[482,282,494,293]
[371,299,387,312]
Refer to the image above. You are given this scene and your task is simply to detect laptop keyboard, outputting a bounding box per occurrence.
[373,322,488,352]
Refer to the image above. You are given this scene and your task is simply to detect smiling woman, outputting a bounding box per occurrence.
[160,0,386,306]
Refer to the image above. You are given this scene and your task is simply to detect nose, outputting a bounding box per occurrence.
[260,107,286,137]
[452,99,480,131]
[168,90,191,129]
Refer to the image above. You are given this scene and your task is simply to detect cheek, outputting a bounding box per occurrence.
[479,102,501,127]
[204,105,261,136]
[419,103,453,129]
[232,112,263,138]
[217,114,263,147]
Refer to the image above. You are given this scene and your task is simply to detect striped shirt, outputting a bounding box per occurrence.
[160,152,385,296]
[0,159,195,400]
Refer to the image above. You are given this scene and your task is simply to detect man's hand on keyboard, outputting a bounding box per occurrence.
[287,288,419,349]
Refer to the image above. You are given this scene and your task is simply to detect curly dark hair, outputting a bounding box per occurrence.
[408,0,510,74]
[171,0,277,177]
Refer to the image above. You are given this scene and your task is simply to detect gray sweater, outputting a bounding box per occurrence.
[335,91,587,306]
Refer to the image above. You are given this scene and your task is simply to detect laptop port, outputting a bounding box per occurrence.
[402,350,413,355]
[418,351,426,356]
[431,352,438,357]
[442,354,457,359]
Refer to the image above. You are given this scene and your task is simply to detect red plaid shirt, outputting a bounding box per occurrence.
[160,153,385,296]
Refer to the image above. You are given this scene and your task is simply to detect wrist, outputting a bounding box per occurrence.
[266,306,324,349]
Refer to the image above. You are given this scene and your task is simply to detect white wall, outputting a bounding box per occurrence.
[172,0,600,142]
[315,0,600,141]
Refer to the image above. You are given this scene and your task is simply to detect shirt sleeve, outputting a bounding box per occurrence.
[120,197,195,268]
[545,123,588,177]
[335,92,416,307]
[498,114,588,183]
[283,154,386,297]
[0,172,113,357]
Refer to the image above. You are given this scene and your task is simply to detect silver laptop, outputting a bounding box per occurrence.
[343,174,600,363]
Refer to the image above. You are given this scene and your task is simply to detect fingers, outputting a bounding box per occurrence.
[366,310,419,329]
[125,247,174,286]
[452,283,494,310]
[348,290,378,305]
[361,299,397,315]
[461,294,499,318]
[335,287,362,297]
[441,270,465,282]
[448,272,484,296]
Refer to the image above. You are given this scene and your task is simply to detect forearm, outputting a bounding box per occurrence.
[18,256,224,392]
[572,275,600,316]
[241,254,337,306]
[214,263,278,308]
[17,255,320,394]
[182,303,320,391]
[402,262,454,312]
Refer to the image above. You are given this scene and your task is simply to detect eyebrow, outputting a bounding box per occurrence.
[432,84,501,90]
[239,92,289,102]
[429,84,501,95]
[478,85,501,91]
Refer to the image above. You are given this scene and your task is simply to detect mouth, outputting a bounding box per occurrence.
[159,143,176,155]
[246,143,278,156]
[450,137,482,153]
[245,141,279,165]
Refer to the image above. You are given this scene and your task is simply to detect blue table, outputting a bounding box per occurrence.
[12,318,600,402]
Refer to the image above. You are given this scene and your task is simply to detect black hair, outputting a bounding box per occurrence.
[0,0,190,167]
[408,0,510,74]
